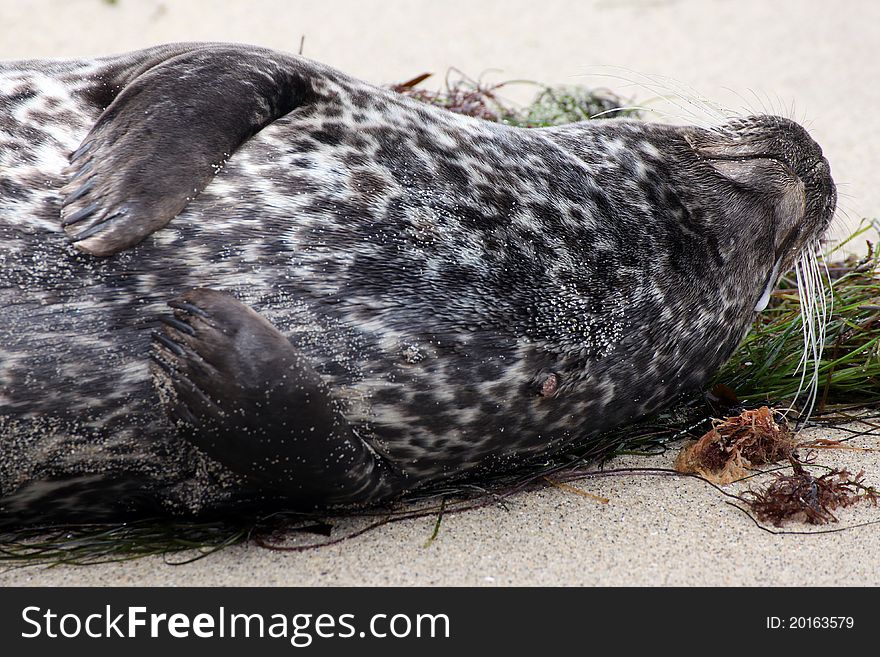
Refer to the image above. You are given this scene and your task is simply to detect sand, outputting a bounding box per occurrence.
[1,0,879,586]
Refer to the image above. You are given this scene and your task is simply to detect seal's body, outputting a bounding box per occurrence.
[0,44,835,522]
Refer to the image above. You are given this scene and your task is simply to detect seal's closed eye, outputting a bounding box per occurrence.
[60,45,314,256]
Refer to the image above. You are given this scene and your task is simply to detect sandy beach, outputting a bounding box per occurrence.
[1,0,879,586]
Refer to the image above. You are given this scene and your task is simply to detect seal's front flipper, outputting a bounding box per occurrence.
[150,288,402,507]
[61,45,312,256]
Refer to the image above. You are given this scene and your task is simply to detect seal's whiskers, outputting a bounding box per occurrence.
[633,70,733,124]
[593,67,730,123]
[577,69,723,132]
[786,244,831,425]
[828,198,860,246]
[588,105,661,120]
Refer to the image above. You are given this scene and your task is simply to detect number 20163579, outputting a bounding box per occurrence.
[766,617,854,630]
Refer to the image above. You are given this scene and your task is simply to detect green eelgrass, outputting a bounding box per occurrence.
[3,77,880,566]
[715,220,880,408]
[508,84,643,127]
[0,520,249,567]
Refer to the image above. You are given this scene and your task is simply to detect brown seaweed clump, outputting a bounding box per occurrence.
[388,72,510,122]
[742,462,879,526]
[675,406,796,484]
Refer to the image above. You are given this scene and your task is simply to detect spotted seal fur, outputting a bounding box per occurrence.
[0,43,836,523]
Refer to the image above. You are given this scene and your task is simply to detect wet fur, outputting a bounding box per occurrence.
[0,44,835,522]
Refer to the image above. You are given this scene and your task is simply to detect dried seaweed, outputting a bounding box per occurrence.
[741,462,879,526]
[388,70,514,122]
[674,406,796,484]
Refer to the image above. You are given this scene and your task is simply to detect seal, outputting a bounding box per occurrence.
[0,43,836,524]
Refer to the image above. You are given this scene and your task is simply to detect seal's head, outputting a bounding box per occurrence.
[687,115,836,278]
[675,113,835,414]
